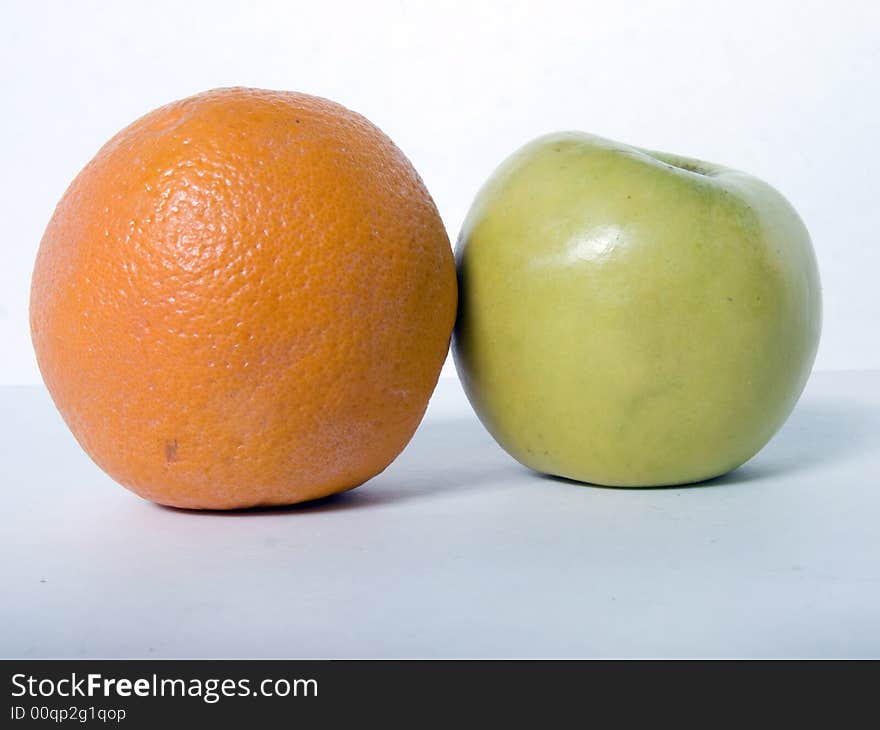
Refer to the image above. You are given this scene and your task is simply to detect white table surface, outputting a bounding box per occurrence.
[2,370,878,659]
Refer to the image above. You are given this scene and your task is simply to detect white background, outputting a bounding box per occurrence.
[2,0,878,383]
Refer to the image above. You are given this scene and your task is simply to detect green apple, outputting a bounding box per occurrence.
[453,132,821,486]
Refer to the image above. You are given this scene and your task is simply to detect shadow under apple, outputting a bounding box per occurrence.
[158,385,880,516]
[539,393,880,490]
[715,394,879,484]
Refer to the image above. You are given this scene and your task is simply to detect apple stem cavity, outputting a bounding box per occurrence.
[645,150,718,177]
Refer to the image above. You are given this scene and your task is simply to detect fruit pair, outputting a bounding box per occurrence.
[30,88,821,509]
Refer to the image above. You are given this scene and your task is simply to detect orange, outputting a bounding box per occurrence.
[30,87,457,510]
